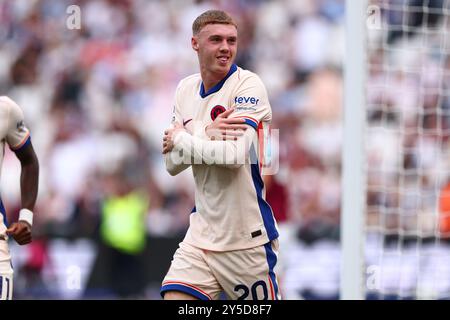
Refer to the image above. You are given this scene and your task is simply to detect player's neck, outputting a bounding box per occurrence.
[200,67,229,93]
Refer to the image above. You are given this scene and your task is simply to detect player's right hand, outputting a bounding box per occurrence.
[162,122,185,154]
[6,221,32,245]
[205,108,248,141]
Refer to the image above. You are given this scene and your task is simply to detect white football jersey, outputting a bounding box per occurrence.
[165,65,279,251]
[0,96,30,240]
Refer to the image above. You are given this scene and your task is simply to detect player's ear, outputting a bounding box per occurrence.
[192,37,199,51]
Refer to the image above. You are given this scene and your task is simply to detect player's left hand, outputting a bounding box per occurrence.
[6,221,32,245]
[163,122,186,154]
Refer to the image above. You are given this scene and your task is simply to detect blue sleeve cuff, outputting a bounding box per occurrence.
[11,135,31,153]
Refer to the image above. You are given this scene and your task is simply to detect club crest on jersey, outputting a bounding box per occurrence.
[210,105,226,120]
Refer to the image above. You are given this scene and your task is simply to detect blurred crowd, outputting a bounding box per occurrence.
[0,0,345,299]
[0,0,345,238]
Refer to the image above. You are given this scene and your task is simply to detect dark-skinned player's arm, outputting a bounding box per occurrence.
[6,141,39,245]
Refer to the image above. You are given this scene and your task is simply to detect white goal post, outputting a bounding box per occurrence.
[341,0,368,300]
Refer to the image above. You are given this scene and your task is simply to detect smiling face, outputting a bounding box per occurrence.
[192,23,238,80]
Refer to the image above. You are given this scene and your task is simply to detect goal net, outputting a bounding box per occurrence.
[364,0,450,299]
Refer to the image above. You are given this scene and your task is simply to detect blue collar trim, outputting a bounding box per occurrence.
[199,64,238,98]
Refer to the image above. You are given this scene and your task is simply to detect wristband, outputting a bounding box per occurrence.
[19,208,33,226]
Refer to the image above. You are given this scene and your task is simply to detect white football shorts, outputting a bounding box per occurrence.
[161,239,281,300]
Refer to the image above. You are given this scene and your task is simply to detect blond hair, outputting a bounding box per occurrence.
[192,10,237,35]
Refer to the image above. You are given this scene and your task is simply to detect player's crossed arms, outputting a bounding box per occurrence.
[162,108,247,154]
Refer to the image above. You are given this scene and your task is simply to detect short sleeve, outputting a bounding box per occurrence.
[229,74,272,130]
[173,78,197,135]
[171,82,184,124]
[4,97,30,151]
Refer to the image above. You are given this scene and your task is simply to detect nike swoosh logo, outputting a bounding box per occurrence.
[183,119,192,126]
